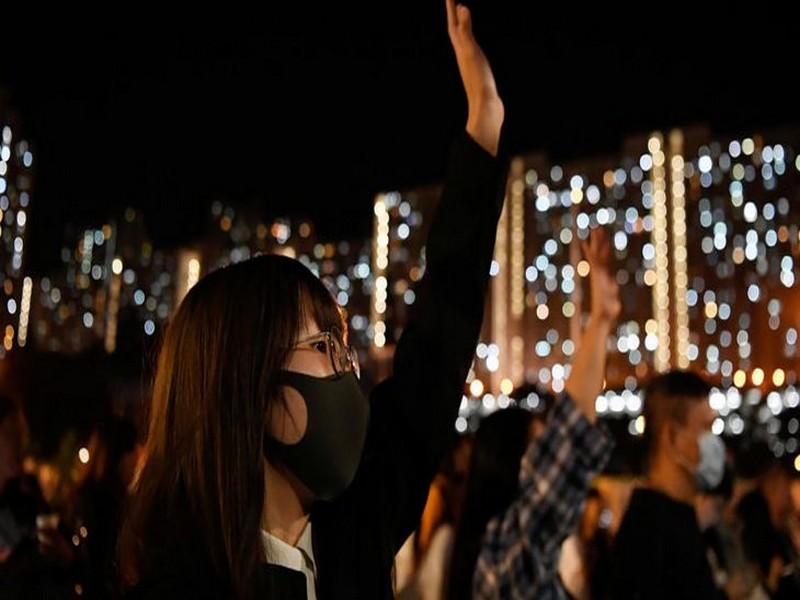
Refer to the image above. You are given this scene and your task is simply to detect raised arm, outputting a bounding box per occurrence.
[360,0,508,551]
[447,0,504,156]
[566,228,622,420]
[473,229,619,597]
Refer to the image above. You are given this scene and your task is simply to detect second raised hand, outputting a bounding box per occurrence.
[582,229,622,325]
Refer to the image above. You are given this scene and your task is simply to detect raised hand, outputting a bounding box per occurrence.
[581,228,622,324]
[446,0,504,156]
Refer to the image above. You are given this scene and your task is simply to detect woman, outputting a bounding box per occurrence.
[447,406,538,600]
[118,2,508,598]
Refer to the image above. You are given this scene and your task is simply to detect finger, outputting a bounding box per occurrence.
[593,227,606,253]
[601,231,612,263]
[588,230,600,261]
[445,0,458,32]
[580,238,591,262]
[456,5,473,37]
[588,227,602,256]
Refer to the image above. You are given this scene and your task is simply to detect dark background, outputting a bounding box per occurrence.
[2,4,796,274]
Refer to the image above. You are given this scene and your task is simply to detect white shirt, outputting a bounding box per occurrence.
[261,523,317,600]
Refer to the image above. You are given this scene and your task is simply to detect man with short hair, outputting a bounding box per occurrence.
[610,370,726,599]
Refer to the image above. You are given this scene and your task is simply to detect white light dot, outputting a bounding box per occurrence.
[614,231,628,251]
[768,392,783,416]
[743,202,757,223]
[709,391,726,411]
[726,389,742,410]
[645,334,659,352]
[626,393,642,414]
[610,393,625,413]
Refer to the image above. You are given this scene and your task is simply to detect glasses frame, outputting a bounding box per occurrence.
[290,325,360,379]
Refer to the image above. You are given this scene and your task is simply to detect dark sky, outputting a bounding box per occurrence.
[2,4,796,273]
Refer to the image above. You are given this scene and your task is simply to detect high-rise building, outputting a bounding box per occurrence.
[0,116,34,358]
[372,126,800,447]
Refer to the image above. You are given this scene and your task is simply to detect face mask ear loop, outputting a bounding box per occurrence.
[670,425,699,479]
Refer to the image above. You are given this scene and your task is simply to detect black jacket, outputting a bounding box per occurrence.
[129,132,508,599]
[610,488,723,600]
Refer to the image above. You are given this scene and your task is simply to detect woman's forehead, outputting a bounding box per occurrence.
[297,317,322,340]
[297,291,345,339]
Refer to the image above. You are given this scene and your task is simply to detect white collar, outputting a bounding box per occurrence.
[261,521,316,578]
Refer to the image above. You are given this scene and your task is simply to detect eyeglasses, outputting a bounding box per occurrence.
[290,325,360,378]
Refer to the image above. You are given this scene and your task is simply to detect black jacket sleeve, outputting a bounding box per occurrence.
[312,131,508,599]
[365,131,507,545]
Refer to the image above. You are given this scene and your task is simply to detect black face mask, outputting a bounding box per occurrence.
[265,370,369,501]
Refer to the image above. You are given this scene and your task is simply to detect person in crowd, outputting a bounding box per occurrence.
[416,433,473,565]
[695,466,756,598]
[737,455,800,599]
[76,417,140,598]
[450,228,620,599]
[559,487,614,600]
[395,433,472,600]
[448,406,541,600]
[610,370,727,599]
[0,395,76,599]
[117,2,508,598]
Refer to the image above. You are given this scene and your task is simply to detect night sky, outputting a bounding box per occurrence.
[2,4,796,274]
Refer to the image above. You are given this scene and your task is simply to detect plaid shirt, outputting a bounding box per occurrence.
[473,394,614,600]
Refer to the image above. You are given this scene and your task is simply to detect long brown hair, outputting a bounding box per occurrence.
[118,254,343,598]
